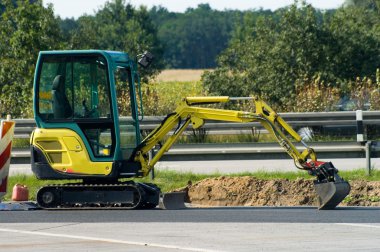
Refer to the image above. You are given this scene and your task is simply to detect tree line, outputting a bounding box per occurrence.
[203,1,380,111]
[58,2,248,69]
[0,0,379,117]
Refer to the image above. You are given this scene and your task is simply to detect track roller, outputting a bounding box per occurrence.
[37,186,60,208]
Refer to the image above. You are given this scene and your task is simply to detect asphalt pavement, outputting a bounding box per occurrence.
[1,207,380,251]
[1,207,380,223]
[5,157,380,251]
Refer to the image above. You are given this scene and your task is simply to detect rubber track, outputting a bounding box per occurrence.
[37,182,148,210]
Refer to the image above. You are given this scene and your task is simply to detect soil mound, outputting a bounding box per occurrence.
[184,176,380,207]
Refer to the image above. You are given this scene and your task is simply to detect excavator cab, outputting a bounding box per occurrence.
[32,50,143,179]
[31,50,165,209]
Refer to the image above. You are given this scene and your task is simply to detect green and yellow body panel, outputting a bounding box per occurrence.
[31,128,113,176]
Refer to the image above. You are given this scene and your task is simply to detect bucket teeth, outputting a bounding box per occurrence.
[314,180,351,210]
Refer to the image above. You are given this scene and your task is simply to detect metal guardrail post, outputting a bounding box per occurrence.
[356,110,364,142]
[357,110,371,175]
[365,141,372,176]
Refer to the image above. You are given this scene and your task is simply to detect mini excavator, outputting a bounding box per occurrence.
[30,50,350,210]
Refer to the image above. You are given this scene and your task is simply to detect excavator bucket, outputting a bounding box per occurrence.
[314,180,351,210]
[311,162,351,210]
[159,192,186,210]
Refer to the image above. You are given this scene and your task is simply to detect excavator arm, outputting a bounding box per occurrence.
[132,96,350,209]
[134,96,316,175]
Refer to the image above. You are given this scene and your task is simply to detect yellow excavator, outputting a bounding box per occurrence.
[30,50,350,210]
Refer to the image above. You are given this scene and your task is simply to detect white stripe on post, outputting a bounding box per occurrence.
[356,110,364,142]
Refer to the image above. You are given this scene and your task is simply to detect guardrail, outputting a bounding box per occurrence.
[11,110,380,138]
[9,111,380,174]
[10,141,380,171]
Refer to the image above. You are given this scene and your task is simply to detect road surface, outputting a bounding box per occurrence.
[1,207,380,251]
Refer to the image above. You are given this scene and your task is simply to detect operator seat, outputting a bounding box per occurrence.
[52,75,72,118]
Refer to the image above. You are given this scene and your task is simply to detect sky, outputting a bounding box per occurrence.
[43,0,346,19]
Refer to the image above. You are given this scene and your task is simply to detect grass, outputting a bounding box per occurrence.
[12,138,30,148]
[4,174,79,202]
[343,194,380,203]
[141,80,205,115]
[338,168,380,181]
[3,169,380,201]
[154,69,210,82]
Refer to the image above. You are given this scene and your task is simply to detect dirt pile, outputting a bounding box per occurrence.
[185,176,380,207]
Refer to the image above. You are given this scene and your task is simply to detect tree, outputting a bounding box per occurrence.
[0,0,61,117]
[69,0,163,79]
[344,0,380,13]
[59,17,78,42]
[203,3,326,109]
[203,1,380,111]
[327,6,380,83]
[151,4,245,69]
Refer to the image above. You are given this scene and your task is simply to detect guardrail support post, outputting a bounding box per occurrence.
[356,110,365,142]
[365,141,372,176]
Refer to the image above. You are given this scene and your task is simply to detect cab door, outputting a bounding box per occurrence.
[35,53,115,160]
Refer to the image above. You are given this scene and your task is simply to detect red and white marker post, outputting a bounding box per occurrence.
[0,115,15,201]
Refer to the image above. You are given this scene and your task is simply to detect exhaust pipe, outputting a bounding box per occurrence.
[310,162,351,210]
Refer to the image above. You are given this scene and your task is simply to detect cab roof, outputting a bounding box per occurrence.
[38,50,132,64]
